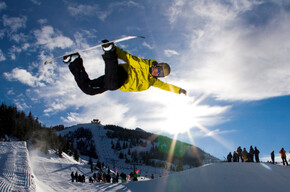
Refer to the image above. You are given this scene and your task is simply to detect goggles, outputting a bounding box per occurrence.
[156,66,164,77]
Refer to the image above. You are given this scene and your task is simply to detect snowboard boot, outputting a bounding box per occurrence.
[63,52,80,64]
[101,39,116,53]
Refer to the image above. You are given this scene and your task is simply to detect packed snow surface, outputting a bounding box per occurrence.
[0,142,35,192]
[1,141,290,192]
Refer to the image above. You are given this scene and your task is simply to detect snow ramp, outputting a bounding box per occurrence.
[124,163,290,192]
[0,142,35,192]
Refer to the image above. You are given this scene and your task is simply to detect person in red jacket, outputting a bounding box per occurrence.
[279,148,288,166]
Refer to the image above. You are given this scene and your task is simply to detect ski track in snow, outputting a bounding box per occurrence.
[0,142,35,192]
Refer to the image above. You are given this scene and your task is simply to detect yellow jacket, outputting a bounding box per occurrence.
[116,47,181,94]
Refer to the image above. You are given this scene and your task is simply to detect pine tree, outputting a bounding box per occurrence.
[73,149,79,162]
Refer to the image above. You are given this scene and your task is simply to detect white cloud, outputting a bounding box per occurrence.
[0,49,5,61]
[2,15,27,32]
[142,42,153,50]
[8,43,30,60]
[3,68,44,87]
[0,2,7,12]
[164,49,179,57]
[38,19,47,25]
[67,4,110,21]
[166,0,290,101]
[67,2,143,21]
[34,26,73,50]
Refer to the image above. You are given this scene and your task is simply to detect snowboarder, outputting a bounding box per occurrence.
[279,148,288,166]
[63,40,187,96]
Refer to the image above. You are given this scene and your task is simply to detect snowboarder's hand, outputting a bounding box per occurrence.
[179,88,187,95]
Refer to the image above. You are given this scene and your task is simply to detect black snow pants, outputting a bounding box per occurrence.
[69,50,128,95]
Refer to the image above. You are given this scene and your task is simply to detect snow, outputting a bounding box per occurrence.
[0,142,35,192]
[1,141,290,192]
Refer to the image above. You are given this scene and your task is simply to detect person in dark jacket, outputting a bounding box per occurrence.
[120,172,126,182]
[254,146,260,163]
[233,151,238,162]
[237,146,242,162]
[271,151,275,164]
[249,146,254,162]
[227,152,233,162]
[71,171,75,182]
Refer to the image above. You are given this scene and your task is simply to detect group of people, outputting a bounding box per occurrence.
[88,171,120,183]
[227,146,260,163]
[227,146,289,166]
[70,169,149,184]
[70,171,86,183]
[271,148,289,166]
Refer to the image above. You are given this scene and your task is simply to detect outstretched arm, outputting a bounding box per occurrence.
[153,79,187,95]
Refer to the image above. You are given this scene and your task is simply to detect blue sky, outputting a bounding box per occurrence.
[1,0,290,160]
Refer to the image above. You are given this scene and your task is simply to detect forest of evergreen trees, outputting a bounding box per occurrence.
[0,103,211,170]
[105,124,205,170]
[0,102,75,157]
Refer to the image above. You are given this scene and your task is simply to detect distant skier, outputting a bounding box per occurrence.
[63,40,187,96]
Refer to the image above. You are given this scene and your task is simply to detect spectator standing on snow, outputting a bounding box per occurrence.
[249,146,254,162]
[75,172,79,182]
[71,171,75,182]
[116,172,119,183]
[93,172,97,181]
[227,152,233,162]
[271,151,275,164]
[106,173,111,183]
[237,146,242,162]
[254,147,260,163]
[133,172,138,181]
[242,148,248,162]
[279,148,288,166]
[120,172,126,182]
[232,151,237,162]
[151,174,154,179]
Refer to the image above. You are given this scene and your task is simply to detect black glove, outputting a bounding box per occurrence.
[101,39,115,52]
[179,88,187,95]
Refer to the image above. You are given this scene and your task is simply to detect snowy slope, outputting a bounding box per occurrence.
[2,142,290,192]
[0,142,35,192]
[124,163,290,192]
[30,147,290,192]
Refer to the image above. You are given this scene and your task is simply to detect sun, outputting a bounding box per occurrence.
[157,94,208,135]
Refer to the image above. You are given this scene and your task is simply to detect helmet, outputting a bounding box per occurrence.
[157,63,171,77]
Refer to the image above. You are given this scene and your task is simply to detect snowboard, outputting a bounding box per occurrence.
[44,35,145,65]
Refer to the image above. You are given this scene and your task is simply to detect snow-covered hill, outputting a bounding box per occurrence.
[58,123,219,172]
[1,141,290,192]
